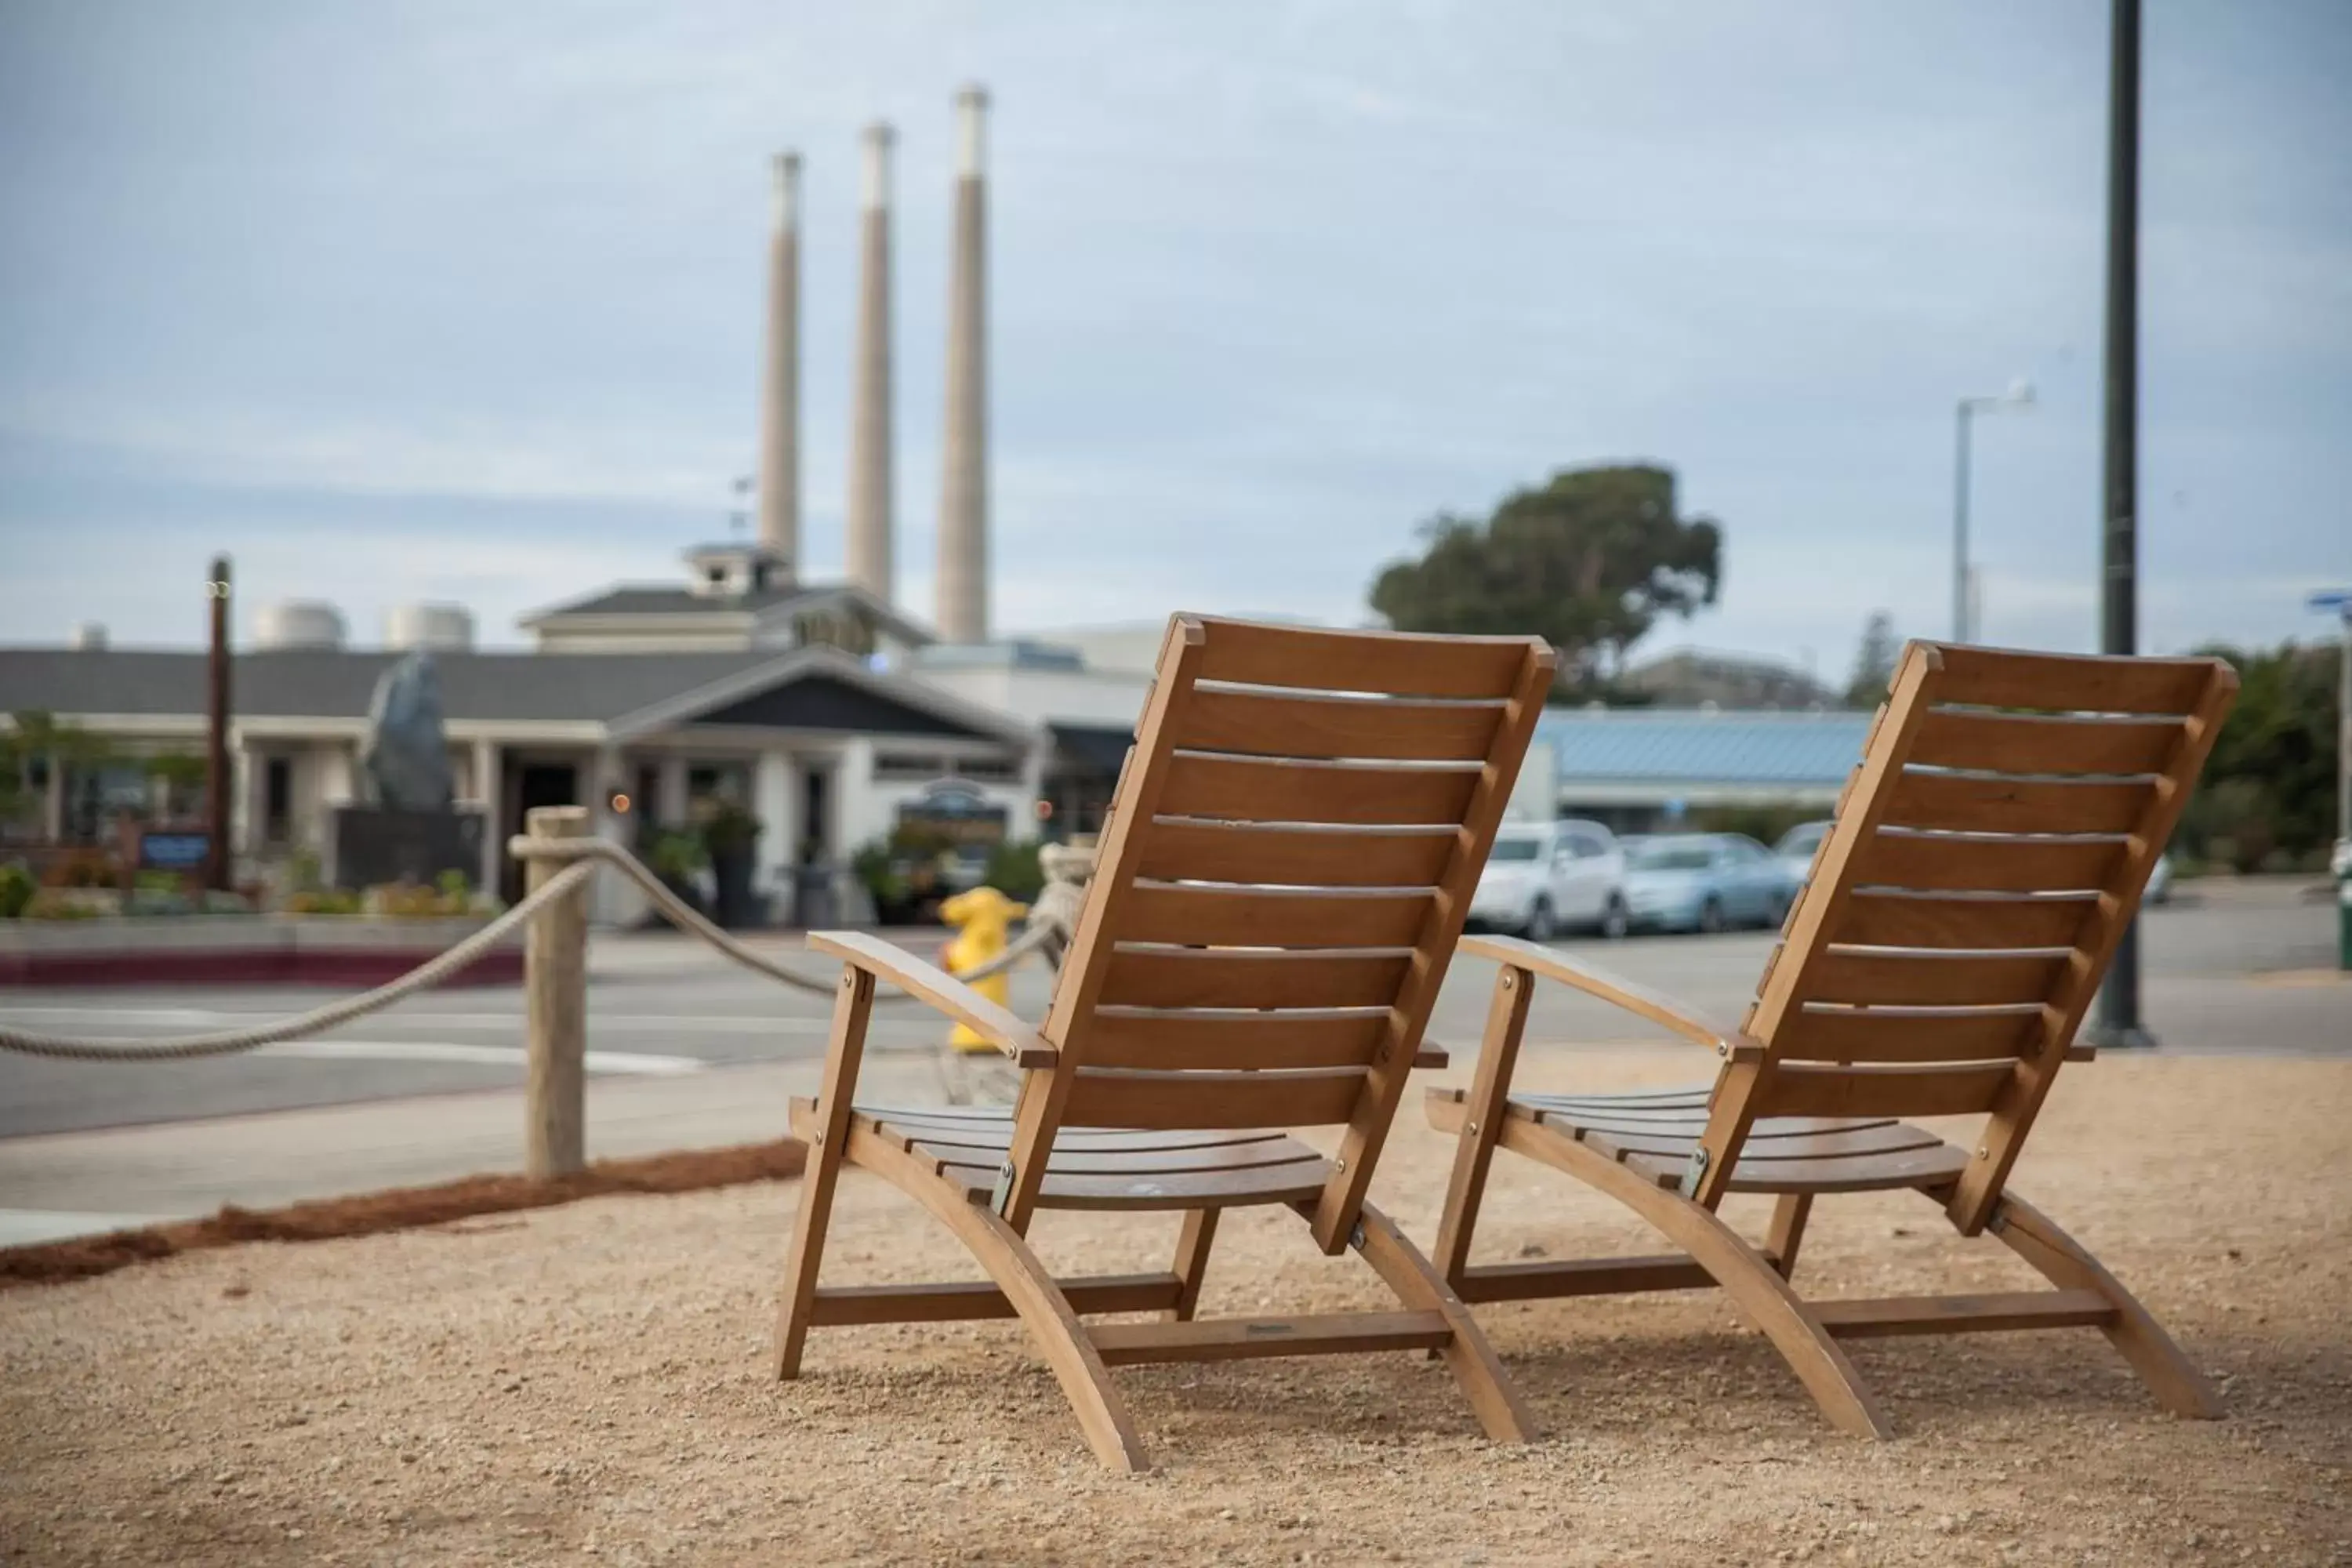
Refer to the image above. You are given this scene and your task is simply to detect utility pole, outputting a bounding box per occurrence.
[2092,0,2151,1048]
[1953,404,1973,642]
[205,555,233,893]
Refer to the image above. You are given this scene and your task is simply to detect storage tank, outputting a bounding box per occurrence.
[253,600,347,651]
[385,602,475,652]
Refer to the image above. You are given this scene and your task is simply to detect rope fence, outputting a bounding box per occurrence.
[0,862,597,1062]
[0,823,1091,1068]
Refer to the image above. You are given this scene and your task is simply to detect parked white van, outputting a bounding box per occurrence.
[1468,818,1628,942]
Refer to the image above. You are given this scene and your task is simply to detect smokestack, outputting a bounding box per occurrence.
[935,85,989,644]
[845,123,895,604]
[755,153,801,575]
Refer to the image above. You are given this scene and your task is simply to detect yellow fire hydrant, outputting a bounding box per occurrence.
[938,886,1029,1054]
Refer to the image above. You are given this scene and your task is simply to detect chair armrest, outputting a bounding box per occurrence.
[1456,933,1766,1064]
[808,931,1058,1069]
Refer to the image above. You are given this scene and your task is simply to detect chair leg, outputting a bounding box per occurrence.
[1766,1193,1813,1281]
[775,971,877,1381]
[1987,1192,2223,1419]
[1521,1124,1894,1438]
[775,1110,852,1380]
[1348,1202,1540,1444]
[1431,963,1536,1288]
[848,1129,1152,1472]
[1162,1209,1219,1323]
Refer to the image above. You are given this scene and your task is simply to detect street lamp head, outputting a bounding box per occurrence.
[2005,378,2036,407]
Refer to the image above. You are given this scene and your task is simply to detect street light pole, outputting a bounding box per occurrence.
[1952,403,1973,642]
[2092,0,2150,1048]
[1951,383,2034,644]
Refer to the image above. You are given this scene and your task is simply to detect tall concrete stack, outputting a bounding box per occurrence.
[845,123,896,604]
[755,153,801,575]
[934,85,989,645]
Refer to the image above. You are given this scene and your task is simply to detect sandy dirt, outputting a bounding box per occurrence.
[4,1045,2348,1566]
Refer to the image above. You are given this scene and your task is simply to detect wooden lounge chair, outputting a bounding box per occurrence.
[1426,641,2238,1436]
[777,615,1555,1472]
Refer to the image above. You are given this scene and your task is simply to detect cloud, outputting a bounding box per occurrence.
[1,0,2346,680]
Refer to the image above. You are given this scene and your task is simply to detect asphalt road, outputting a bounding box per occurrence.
[2,878,2343,1141]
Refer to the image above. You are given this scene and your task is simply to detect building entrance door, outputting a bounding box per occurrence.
[502,762,579,902]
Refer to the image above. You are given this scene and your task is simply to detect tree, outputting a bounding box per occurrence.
[2176,638,2340,869]
[1845,611,1900,707]
[1369,463,1722,687]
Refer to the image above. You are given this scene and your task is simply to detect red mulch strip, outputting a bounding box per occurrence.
[0,1139,808,1289]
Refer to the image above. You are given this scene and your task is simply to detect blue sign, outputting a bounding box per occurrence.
[2308,590,2352,618]
[139,831,210,871]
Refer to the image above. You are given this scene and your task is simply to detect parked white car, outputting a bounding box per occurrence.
[1468,818,1628,941]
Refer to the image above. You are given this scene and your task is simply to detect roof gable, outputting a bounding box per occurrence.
[688,673,985,738]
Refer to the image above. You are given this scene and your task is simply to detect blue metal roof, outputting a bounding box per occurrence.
[1534,709,1873,786]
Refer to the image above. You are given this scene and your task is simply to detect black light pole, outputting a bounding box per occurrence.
[2094,0,2152,1048]
[205,555,234,894]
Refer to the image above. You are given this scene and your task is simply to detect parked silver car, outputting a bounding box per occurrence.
[1773,819,1833,888]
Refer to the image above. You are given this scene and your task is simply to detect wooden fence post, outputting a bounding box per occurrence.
[523,805,591,1178]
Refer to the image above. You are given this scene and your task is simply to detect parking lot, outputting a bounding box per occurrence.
[2,876,2341,1143]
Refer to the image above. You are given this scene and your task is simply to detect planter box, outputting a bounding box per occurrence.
[0,915,524,989]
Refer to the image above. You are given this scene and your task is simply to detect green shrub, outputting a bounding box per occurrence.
[648,829,709,883]
[982,840,1046,903]
[0,862,35,919]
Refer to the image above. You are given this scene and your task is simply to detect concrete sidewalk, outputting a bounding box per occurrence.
[0,1046,951,1247]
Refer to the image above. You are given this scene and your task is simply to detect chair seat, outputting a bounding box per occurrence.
[789,1099,1335,1211]
[1427,1085,1970,1194]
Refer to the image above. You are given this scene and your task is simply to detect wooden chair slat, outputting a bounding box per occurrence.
[1079,1007,1391,1069]
[1756,1060,2014,1119]
[942,1156,1337,1211]
[1929,645,2217,714]
[1157,752,1480,826]
[916,1135,1327,1179]
[1509,1087,1717,1111]
[1531,1109,1896,1138]
[1849,830,2124,893]
[1117,883,1435,948]
[1880,771,2154,835]
[867,1117,1290,1154]
[1061,1066,1369,1129]
[1909,709,2187,775]
[1772,1007,2041,1063]
[1577,1120,1946,1165]
[1640,1141,1973,1196]
[1798,949,2071,1007]
[1097,947,1411,1011]
[1132,819,1457,887]
[1168,687,1504,763]
[1829,891,2100,948]
[1189,618,1537,699]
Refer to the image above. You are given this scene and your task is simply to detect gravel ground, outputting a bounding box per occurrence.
[4,1046,2348,1566]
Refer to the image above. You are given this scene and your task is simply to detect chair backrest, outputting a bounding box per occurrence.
[996,615,1555,1247]
[1686,640,2237,1228]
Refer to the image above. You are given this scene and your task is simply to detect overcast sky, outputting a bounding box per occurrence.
[2,2,2346,677]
